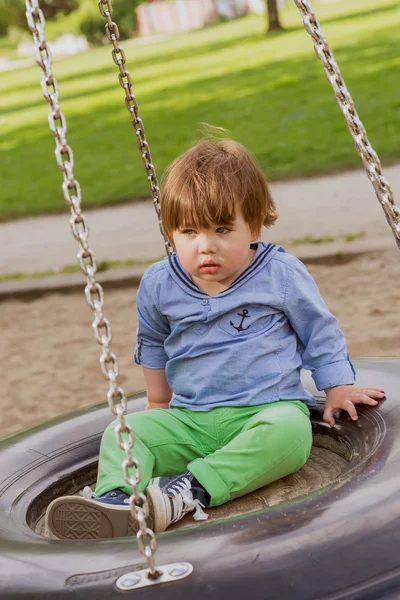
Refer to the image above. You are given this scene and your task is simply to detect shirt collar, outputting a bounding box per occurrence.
[165,242,280,298]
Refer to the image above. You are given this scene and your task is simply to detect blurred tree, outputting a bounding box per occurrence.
[0,0,28,31]
[37,0,79,19]
[0,0,78,33]
[0,8,7,35]
[265,0,283,32]
[80,0,142,45]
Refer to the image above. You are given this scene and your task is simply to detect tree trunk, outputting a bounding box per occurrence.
[266,0,283,32]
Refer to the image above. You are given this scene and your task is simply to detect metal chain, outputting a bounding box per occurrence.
[98,0,172,257]
[294,0,400,249]
[24,0,160,579]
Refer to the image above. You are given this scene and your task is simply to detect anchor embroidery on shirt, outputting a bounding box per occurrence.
[230,308,251,332]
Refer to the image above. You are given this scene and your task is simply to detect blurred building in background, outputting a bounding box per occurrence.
[136,0,272,36]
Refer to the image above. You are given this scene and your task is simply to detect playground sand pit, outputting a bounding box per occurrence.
[1,247,399,438]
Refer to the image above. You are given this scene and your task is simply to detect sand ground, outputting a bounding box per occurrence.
[1,248,399,438]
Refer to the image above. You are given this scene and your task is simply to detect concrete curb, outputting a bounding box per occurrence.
[0,266,147,301]
[0,235,396,301]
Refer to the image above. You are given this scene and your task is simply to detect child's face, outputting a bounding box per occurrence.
[172,210,258,294]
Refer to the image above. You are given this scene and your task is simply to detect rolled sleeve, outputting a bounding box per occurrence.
[134,339,169,369]
[283,259,356,391]
[134,268,170,369]
[312,356,356,391]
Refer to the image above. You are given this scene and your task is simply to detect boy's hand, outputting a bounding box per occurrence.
[323,385,385,427]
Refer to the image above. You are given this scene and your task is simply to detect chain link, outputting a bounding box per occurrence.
[96,0,164,578]
[294,0,400,249]
[98,0,172,258]
[24,0,162,578]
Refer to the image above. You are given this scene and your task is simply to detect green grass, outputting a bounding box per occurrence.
[291,234,336,246]
[0,0,399,220]
[0,256,160,281]
[344,231,366,242]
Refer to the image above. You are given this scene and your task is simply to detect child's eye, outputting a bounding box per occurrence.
[181,229,196,235]
[216,227,230,234]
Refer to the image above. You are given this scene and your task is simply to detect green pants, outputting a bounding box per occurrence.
[95,400,312,507]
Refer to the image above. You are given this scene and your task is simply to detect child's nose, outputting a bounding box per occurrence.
[198,233,216,253]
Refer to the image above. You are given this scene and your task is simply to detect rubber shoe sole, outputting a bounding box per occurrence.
[45,496,151,540]
[146,478,173,533]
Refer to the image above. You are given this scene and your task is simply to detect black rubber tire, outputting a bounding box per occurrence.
[1,358,400,600]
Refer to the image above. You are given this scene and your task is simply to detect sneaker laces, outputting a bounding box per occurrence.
[81,486,97,500]
[167,477,208,523]
[80,486,130,505]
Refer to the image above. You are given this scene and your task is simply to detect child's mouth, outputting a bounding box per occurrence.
[200,262,219,275]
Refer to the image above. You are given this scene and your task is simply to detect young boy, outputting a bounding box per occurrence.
[45,134,384,540]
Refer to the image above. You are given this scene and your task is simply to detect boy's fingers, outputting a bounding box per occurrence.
[324,392,380,428]
[323,407,335,427]
[361,388,385,397]
[345,400,358,420]
[352,393,379,406]
[360,395,379,406]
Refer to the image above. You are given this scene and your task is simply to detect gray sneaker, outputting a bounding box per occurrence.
[146,472,209,533]
[45,488,151,540]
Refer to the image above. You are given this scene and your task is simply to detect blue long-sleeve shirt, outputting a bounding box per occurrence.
[134,243,356,409]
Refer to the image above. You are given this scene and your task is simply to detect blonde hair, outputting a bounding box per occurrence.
[160,130,277,243]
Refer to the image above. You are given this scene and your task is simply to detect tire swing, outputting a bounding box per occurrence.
[1,1,400,599]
